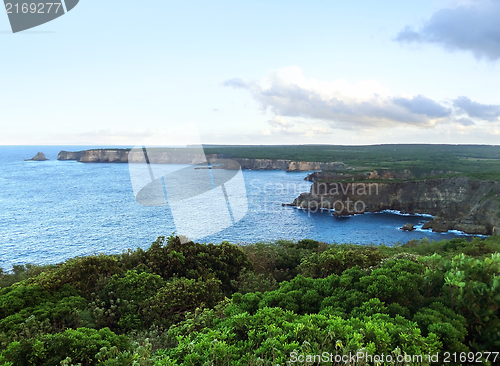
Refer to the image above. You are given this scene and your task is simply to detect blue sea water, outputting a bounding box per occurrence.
[0,146,479,270]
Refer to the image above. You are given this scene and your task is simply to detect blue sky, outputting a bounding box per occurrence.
[1,0,500,145]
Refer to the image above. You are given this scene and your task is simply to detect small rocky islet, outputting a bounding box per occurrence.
[25,152,49,161]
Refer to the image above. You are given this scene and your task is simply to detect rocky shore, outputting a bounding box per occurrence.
[57,149,130,163]
[288,176,500,235]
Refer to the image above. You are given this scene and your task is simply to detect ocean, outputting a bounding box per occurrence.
[0,146,477,270]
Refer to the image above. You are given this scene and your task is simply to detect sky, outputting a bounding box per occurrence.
[1,0,500,146]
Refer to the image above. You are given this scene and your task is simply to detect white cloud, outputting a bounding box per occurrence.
[222,67,500,144]
[453,96,500,121]
[395,0,500,60]
[223,67,455,130]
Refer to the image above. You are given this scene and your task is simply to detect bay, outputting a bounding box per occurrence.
[0,146,477,270]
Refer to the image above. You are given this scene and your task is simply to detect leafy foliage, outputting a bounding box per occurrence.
[0,327,129,366]
[0,235,498,365]
[420,253,500,350]
[0,264,55,289]
[298,244,387,278]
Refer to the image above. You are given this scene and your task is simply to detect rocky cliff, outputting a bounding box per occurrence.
[304,169,433,182]
[57,149,345,171]
[57,151,86,161]
[57,150,130,163]
[230,158,344,171]
[288,177,500,235]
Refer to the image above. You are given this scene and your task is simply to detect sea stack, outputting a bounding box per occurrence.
[400,223,415,231]
[25,152,49,161]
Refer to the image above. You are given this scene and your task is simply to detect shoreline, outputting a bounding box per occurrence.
[56,149,345,172]
[287,177,500,236]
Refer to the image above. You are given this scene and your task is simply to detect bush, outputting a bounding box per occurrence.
[27,255,120,298]
[231,259,426,318]
[162,304,449,364]
[233,269,278,294]
[421,253,500,350]
[0,264,56,289]
[0,237,498,364]
[0,327,129,366]
[413,302,468,352]
[135,236,251,295]
[92,270,165,332]
[141,276,224,330]
[298,245,387,278]
[0,284,88,348]
[399,237,498,258]
[240,239,327,283]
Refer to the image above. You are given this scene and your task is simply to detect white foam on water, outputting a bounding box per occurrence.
[382,209,434,218]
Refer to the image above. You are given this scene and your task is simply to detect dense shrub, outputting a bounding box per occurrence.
[27,255,120,298]
[240,239,327,283]
[91,270,165,332]
[0,327,129,366]
[129,236,251,295]
[398,237,499,258]
[412,302,468,352]
[298,245,387,278]
[421,253,500,350]
[232,269,279,294]
[0,264,56,289]
[141,276,224,330]
[161,303,448,365]
[0,236,498,365]
[0,284,87,348]
[231,259,426,317]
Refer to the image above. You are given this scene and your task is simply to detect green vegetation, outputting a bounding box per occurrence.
[68,144,500,180]
[204,144,500,180]
[0,235,499,365]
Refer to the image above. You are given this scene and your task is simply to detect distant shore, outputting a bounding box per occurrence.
[56,148,345,172]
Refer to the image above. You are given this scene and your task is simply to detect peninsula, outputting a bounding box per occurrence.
[288,172,500,235]
[56,148,345,171]
[57,144,500,235]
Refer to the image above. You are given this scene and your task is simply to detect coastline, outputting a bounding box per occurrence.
[287,177,500,236]
[56,148,345,171]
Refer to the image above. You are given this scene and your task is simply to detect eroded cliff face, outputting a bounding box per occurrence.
[57,151,85,161]
[232,159,344,171]
[57,149,345,171]
[289,177,500,235]
[58,149,211,164]
[78,150,129,163]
